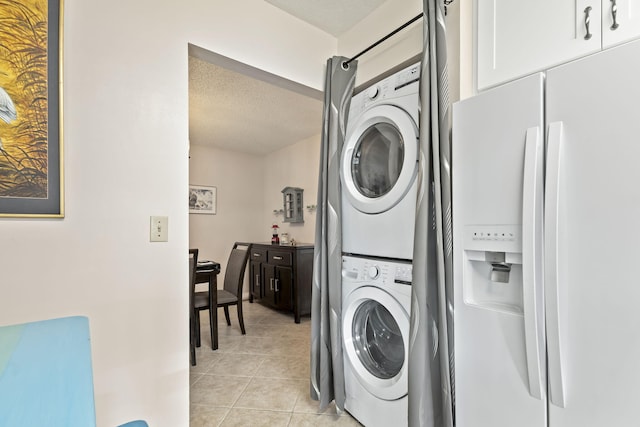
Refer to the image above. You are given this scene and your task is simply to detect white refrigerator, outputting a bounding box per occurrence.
[453,38,640,426]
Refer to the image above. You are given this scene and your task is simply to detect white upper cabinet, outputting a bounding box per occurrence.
[476,0,640,90]
[602,0,640,47]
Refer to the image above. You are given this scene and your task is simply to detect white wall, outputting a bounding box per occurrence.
[0,1,335,426]
[186,1,336,91]
[263,134,321,245]
[189,144,265,298]
[188,133,321,289]
[459,0,475,99]
[338,0,423,86]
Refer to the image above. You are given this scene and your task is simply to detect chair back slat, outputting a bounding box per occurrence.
[223,243,250,298]
[189,248,199,290]
[188,248,199,307]
[189,258,194,285]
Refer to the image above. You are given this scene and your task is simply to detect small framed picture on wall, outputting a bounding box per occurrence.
[189,185,216,214]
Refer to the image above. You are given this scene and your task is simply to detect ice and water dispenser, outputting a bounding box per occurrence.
[462,224,524,315]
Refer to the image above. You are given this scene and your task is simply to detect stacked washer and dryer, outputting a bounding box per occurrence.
[340,62,420,427]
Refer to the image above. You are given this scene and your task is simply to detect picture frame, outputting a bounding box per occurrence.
[0,0,63,217]
[189,185,216,215]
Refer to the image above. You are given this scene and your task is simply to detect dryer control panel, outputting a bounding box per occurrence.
[394,63,420,91]
[349,62,421,118]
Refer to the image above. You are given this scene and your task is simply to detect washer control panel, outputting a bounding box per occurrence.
[342,255,412,286]
[394,264,413,285]
[367,265,380,279]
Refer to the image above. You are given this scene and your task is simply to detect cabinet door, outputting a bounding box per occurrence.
[250,248,266,301]
[602,0,640,48]
[263,264,276,306]
[249,260,262,300]
[274,266,293,311]
[477,0,601,90]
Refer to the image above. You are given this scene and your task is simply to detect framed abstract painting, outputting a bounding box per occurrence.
[189,185,216,215]
[0,0,63,217]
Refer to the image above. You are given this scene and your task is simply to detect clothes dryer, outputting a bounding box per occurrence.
[341,255,413,427]
[341,62,420,261]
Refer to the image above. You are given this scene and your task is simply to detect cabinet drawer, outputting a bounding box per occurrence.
[268,251,292,266]
[251,249,266,262]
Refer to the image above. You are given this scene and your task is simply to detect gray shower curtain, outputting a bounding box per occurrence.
[310,56,357,412]
[409,0,454,426]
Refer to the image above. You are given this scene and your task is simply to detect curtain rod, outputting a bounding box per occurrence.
[342,1,455,69]
[343,13,422,68]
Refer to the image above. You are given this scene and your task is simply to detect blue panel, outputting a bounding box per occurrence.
[118,421,149,427]
[0,316,96,426]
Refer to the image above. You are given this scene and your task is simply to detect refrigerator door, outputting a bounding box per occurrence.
[546,38,640,426]
[452,74,546,427]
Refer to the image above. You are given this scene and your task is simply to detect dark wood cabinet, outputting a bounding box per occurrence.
[249,248,266,302]
[248,243,314,323]
[262,263,293,311]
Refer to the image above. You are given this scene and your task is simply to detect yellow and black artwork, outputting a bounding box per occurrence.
[0,0,62,217]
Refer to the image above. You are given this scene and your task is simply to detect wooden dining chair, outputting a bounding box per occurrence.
[218,242,251,334]
[194,242,250,340]
[188,248,198,365]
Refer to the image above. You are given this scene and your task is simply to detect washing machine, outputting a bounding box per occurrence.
[341,62,420,261]
[341,254,412,427]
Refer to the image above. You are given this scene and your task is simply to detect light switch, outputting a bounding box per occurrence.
[150,216,168,242]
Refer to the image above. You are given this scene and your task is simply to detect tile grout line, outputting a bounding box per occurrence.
[191,303,334,426]
[228,357,265,410]
[214,406,232,427]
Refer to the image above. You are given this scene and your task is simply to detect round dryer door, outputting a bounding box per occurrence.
[342,286,409,401]
[342,104,418,214]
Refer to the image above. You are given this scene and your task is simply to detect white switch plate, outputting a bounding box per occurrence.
[150,216,168,242]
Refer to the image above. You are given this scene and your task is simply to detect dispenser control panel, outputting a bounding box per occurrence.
[464,225,521,253]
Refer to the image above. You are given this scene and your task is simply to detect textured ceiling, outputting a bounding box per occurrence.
[263,0,386,36]
[189,0,388,156]
[189,55,323,156]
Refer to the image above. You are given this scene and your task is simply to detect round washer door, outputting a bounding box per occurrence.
[342,286,409,400]
[341,104,418,214]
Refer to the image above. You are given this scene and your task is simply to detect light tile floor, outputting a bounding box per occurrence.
[190,301,362,427]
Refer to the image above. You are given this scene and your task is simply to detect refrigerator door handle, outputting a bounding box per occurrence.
[522,126,545,400]
[545,121,567,408]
